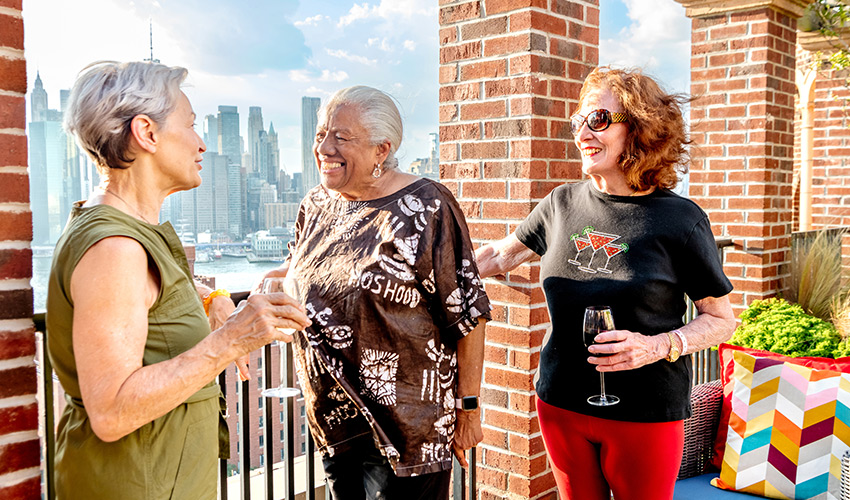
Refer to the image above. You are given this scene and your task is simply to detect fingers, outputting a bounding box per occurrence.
[236,355,250,381]
[452,443,469,468]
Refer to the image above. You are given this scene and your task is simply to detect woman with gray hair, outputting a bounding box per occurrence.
[259,85,491,499]
[46,61,311,499]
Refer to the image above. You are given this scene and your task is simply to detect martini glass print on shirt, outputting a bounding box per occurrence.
[569,226,595,265]
[578,230,620,274]
[597,243,629,274]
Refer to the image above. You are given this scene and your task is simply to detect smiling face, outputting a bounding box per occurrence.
[574,87,630,191]
[153,91,206,192]
[313,103,387,200]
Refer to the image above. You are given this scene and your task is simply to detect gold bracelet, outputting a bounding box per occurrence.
[203,289,230,316]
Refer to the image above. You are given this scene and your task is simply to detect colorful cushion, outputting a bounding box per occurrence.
[711,344,850,470]
[711,349,850,498]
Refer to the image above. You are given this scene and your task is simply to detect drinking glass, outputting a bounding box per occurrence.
[583,305,620,406]
[260,276,302,398]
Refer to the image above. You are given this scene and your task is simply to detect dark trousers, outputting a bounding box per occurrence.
[322,436,451,500]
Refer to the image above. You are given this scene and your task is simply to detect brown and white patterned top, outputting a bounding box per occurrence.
[287,177,491,477]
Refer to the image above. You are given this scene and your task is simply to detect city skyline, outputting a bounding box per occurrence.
[24,0,691,175]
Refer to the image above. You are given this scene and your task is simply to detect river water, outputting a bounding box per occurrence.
[32,255,283,312]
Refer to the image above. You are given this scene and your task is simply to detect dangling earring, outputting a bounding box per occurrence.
[372,163,383,178]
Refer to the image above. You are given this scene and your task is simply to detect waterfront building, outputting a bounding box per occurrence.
[262,202,300,230]
[301,97,320,193]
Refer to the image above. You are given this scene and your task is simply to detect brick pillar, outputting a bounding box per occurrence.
[439,1,597,498]
[0,1,40,499]
[676,0,814,315]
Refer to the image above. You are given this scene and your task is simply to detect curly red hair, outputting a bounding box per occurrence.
[578,66,690,191]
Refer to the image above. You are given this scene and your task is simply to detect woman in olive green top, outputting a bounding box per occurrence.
[47,61,312,499]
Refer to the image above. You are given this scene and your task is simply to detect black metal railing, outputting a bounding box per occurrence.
[34,237,732,499]
[34,306,476,500]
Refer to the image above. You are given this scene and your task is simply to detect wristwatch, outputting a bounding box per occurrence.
[665,331,680,362]
[455,396,479,412]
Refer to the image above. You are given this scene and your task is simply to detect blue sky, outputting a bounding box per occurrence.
[23,0,690,176]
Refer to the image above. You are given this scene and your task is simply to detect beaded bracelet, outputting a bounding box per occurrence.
[672,329,688,356]
[203,289,230,316]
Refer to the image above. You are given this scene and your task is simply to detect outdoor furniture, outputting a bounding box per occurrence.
[673,380,850,499]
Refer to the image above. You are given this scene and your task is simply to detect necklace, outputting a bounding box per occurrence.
[103,188,156,225]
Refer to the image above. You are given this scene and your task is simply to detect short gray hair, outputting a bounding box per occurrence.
[319,86,403,170]
[64,61,188,175]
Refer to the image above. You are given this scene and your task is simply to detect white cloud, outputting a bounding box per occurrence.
[367,37,393,51]
[326,48,378,66]
[337,3,377,27]
[319,70,349,82]
[403,40,416,51]
[336,0,436,28]
[599,0,690,92]
[295,14,328,27]
[289,69,312,82]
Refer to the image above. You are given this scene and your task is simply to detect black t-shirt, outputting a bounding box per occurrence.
[515,181,733,422]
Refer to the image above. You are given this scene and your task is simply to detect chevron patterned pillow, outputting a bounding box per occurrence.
[711,349,850,499]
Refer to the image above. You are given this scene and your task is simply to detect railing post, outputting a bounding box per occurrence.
[263,343,275,499]
[218,371,229,500]
[240,378,252,500]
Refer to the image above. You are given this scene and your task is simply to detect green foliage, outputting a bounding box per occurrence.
[730,298,845,358]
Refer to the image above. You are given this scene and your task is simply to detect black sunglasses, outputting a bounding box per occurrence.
[570,109,628,135]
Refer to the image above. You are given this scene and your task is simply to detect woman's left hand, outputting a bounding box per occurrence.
[587,330,666,372]
[207,294,250,380]
[451,409,483,468]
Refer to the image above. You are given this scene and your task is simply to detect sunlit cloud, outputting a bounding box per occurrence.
[403,40,416,51]
[319,70,349,82]
[326,48,377,66]
[337,3,376,27]
[599,0,689,92]
[295,14,328,27]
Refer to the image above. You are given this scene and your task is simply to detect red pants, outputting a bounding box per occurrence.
[537,398,684,500]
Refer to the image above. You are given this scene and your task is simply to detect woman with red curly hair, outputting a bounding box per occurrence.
[475,67,736,499]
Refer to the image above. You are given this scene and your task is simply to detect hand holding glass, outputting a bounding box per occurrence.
[583,306,619,406]
[260,276,302,398]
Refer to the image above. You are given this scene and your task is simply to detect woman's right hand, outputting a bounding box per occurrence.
[218,289,311,356]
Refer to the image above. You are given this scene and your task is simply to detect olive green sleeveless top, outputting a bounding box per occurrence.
[46,203,228,500]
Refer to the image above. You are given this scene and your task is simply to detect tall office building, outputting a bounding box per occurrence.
[204,114,218,153]
[29,120,66,245]
[301,97,321,192]
[247,106,263,175]
[31,72,47,122]
[227,163,243,238]
[268,122,280,185]
[217,105,241,166]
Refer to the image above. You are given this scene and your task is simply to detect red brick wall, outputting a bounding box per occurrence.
[688,7,798,314]
[439,0,597,498]
[0,1,40,498]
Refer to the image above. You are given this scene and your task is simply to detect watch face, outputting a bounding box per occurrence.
[462,396,479,411]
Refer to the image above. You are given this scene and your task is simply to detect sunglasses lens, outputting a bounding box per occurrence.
[586,110,610,132]
[570,116,583,135]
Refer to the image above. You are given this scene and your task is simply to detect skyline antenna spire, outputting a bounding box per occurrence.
[144,19,160,63]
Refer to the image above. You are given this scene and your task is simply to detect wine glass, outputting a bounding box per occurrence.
[583,305,620,406]
[260,276,302,398]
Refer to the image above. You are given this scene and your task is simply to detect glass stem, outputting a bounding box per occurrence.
[599,372,607,398]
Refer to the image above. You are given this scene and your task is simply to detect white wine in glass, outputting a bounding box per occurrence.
[583,305,620,406]
[260,276,302,399]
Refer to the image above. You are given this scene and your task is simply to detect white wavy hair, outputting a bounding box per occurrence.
[64,60,188,175]
[318,85,403,170]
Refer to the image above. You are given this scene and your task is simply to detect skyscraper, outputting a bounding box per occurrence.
[204,114,218,154]
[268,122,280,184]
[247,106,263,175]
[301,97,321,192]
[217,105,241,166]
[31,71,47,122]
